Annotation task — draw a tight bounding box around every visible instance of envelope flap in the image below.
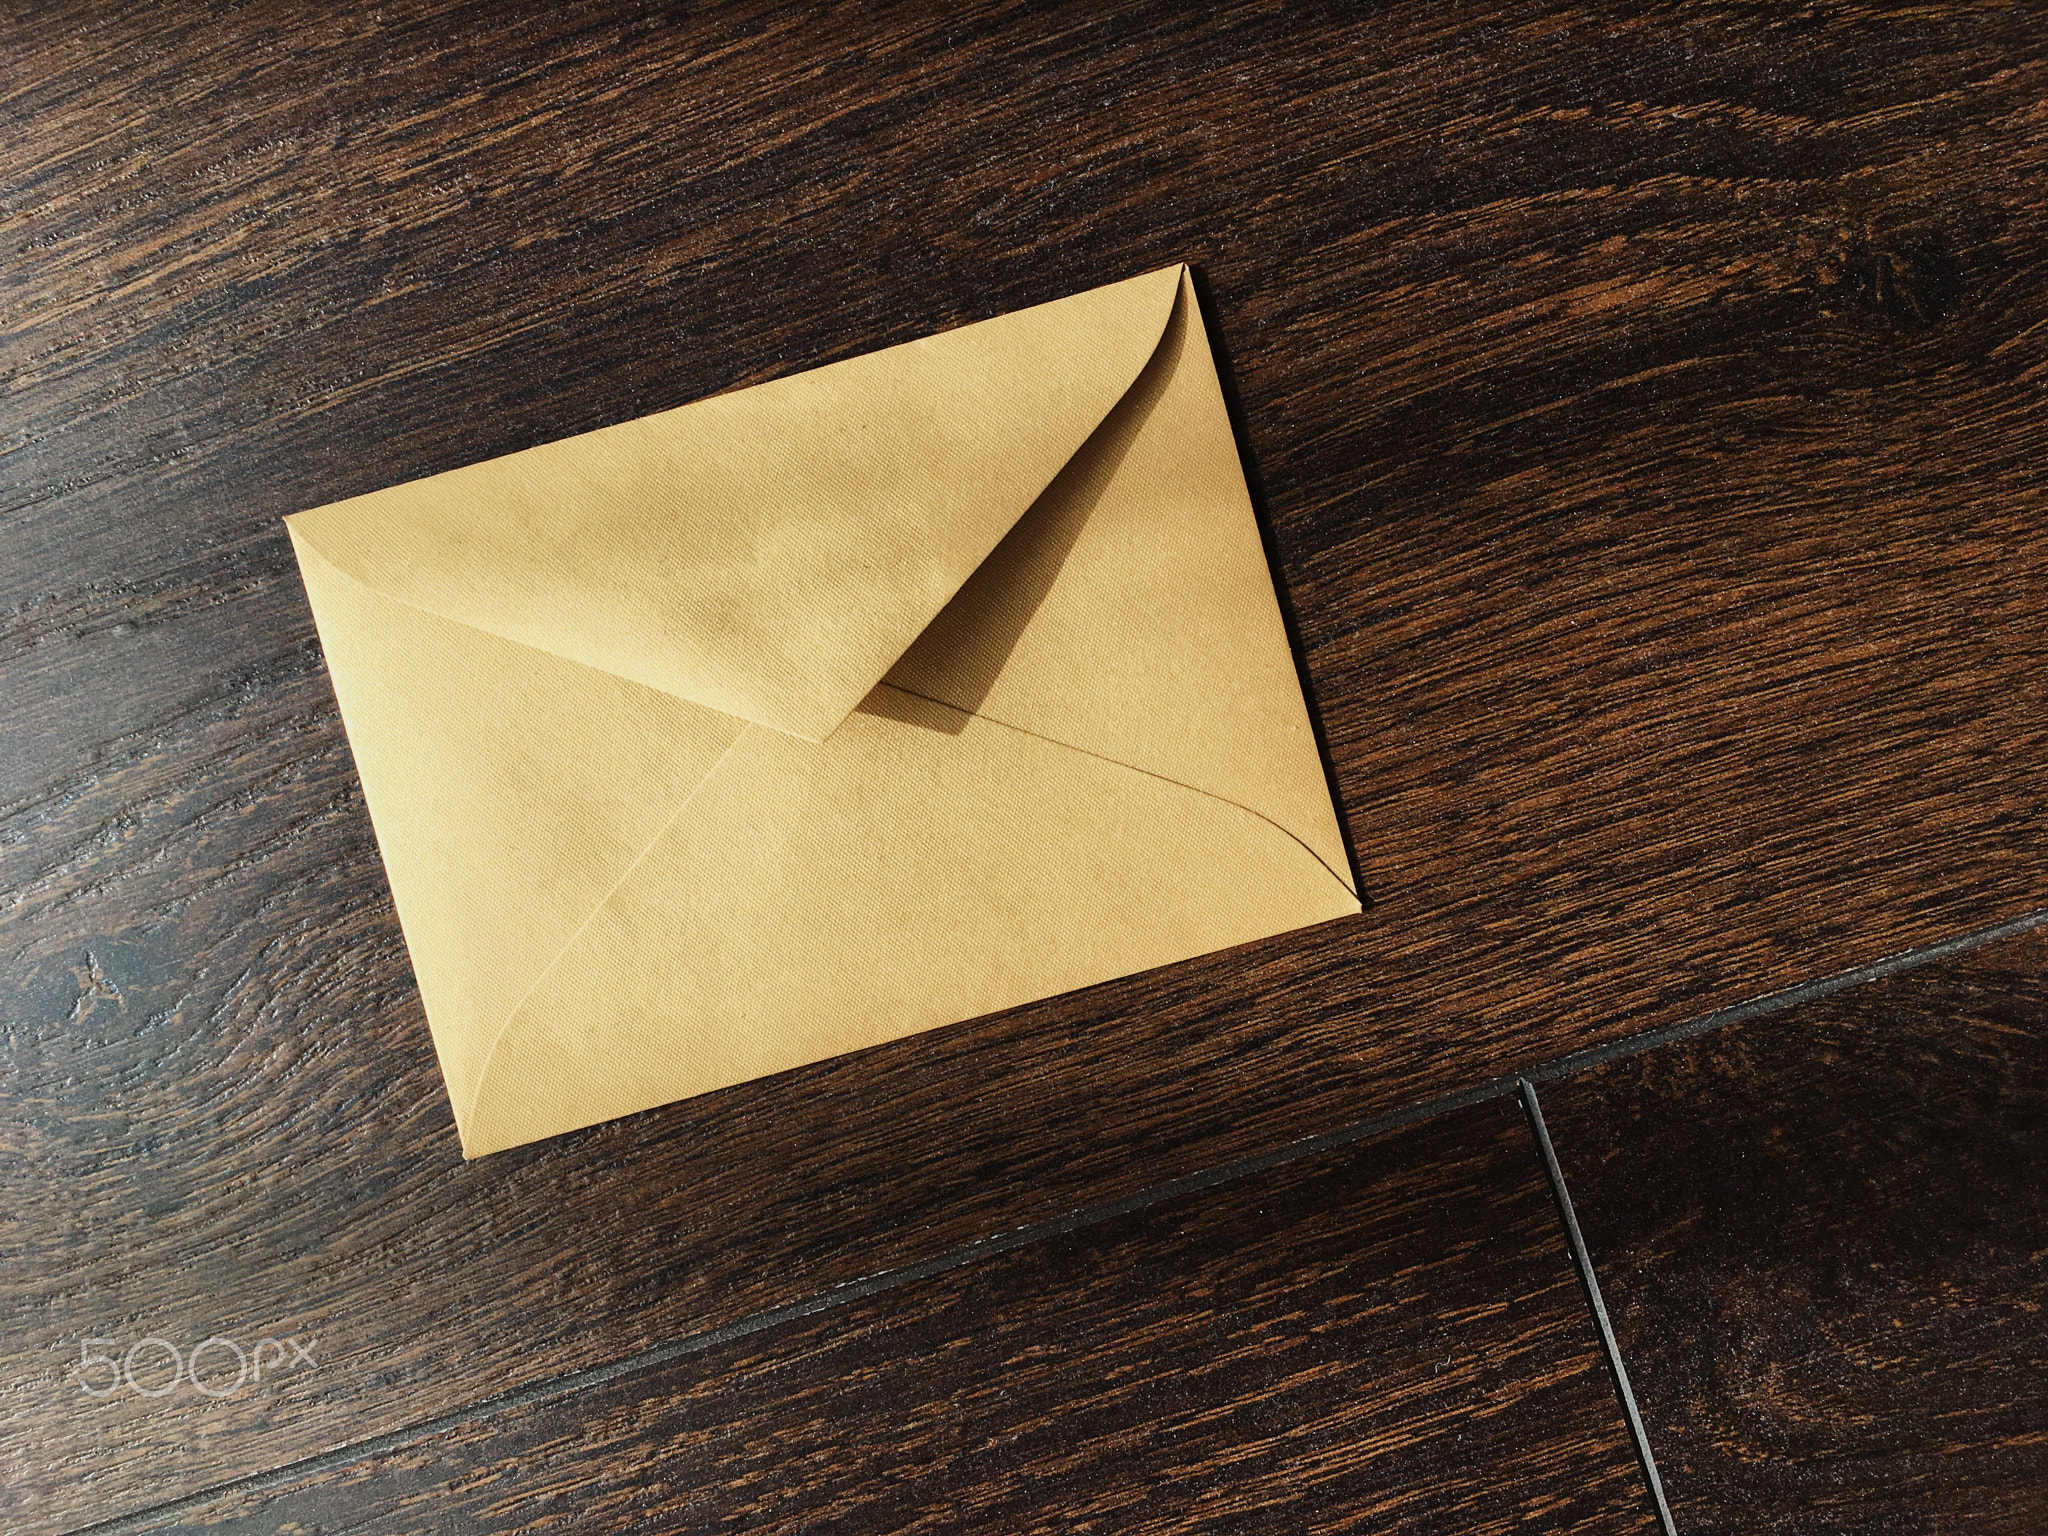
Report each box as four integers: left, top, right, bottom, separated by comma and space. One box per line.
284, 266, 1185, 742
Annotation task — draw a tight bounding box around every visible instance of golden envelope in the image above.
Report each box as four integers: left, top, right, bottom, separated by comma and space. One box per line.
286, 265, 1358, 1157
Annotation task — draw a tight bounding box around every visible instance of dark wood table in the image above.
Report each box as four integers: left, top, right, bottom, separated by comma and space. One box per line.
5, 5, 2043, 1532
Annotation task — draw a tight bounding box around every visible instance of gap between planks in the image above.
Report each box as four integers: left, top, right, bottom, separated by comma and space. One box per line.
69, 904, 2048, 1536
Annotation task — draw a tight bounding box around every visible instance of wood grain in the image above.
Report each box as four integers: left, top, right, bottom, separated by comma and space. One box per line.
1542, 926, 2048, 1534
4, 2, 2045, 1528
124, 1100, 1657, 1535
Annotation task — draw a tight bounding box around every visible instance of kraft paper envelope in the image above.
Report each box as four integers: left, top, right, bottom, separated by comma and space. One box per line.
286, 264, 1359, 1157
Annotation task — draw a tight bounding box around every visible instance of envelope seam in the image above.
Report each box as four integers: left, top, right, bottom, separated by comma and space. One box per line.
464, 727, 751, 1136
284, 266, 1188, 743
876, 683, 1358, 898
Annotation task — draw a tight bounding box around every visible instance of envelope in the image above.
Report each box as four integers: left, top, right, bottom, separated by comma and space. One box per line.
285, 265, 1359, 1157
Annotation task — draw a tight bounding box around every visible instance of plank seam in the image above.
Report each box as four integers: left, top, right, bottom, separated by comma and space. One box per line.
1521, 1076, 1679, 1536
66, 904, 2048, 1536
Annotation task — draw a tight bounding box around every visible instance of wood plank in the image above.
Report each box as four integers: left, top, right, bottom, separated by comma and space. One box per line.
4, 2, 2045, 1527
124, 1100, 1658, 1535
1540, 926, 2048, 1533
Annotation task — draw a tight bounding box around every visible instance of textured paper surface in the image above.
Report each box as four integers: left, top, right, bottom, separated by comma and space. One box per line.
288, 266, 1359, 1157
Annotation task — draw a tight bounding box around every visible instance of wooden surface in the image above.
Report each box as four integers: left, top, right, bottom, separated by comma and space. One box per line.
125, 1100, 1658, 1535
1544, 926, 2048, 1535
4, 2, 2046, 1530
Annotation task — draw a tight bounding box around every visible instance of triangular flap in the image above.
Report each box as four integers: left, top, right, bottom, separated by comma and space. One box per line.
286, 266, 1186, 743
884, 271, 1355, 893
461, 698, 1360, 1155
289, 528, 746, 1127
